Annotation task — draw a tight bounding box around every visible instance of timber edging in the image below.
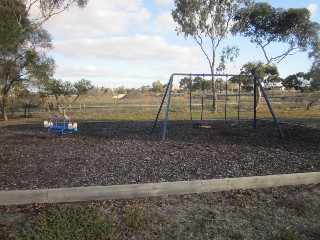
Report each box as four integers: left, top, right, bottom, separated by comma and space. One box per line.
1, 172, 320, 206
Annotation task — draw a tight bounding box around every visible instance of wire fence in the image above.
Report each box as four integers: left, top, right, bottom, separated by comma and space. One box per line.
4, 90, 320, 121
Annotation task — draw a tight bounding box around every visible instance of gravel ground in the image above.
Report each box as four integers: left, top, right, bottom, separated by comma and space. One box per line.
0, 120, 319, 191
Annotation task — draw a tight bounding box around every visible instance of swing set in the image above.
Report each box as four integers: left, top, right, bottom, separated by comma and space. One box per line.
151, 73, 284, 141
189, 74, 242, 128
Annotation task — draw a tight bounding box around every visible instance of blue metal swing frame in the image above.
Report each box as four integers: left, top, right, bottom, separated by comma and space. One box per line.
151, 73, 284, 141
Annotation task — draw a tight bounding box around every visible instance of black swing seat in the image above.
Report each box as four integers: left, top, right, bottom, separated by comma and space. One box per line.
193, 122, 213, 129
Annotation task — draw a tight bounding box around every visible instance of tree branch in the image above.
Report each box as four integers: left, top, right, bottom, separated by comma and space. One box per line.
272, 48, 299, 64
258, 41, 271, 64
194, 34, 213, 70
26, 0, 78, 27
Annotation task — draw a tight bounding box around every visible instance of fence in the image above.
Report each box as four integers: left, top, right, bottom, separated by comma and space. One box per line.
3, 90, 320, 120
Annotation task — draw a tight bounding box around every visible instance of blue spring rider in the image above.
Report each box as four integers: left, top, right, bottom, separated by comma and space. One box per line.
44, 118, 78, 134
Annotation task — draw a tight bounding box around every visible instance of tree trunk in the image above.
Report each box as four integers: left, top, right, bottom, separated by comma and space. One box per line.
255, 86, 262, 110
211, 68, 217, 113
56, 104, 69, 119
62, 108, 70, 119
306, 101, 315, 110
0, 97, 9, 121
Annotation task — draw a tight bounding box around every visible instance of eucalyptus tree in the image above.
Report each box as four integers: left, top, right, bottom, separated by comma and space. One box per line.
309, 40, 320, 91
232, 2, 320, 66
172, 0, 252, 112
0, 0, 55, 120
239, 61, 279, 109
0, 0, 88, 121
232, 3, 320, 109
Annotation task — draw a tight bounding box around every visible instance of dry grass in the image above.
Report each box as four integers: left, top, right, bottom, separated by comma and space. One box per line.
1, 185, 320, 239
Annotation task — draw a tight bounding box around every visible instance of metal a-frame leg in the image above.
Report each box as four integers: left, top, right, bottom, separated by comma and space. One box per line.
150, 76, 173, 137
254, 76, 284, 138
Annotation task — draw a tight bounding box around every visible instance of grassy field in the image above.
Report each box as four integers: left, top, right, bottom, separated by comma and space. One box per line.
8, 90, 318, 129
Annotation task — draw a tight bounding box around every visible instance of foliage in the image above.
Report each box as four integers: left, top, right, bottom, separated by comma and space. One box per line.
231, 61, 279, 92
216, 46, 240, 73
0, 0, 89, 121
16, 204, 117, 240
41, 78, 93, 118
172, 0, 252, 112
179, 77, 191, 90
0, 0, 55, 121
179, 76, 211, 91
114, 86, 128, 94
150, 80, 164, 93
23, 0, 88, 27
237, 61, 279, 109
225, 2, 319, 109
138, 85, 150, 93
232, 2, 320, 65
282, 72, 311, 91
241, 62, 279, 82
193, 77, 211, 91
309, 67, 320, 90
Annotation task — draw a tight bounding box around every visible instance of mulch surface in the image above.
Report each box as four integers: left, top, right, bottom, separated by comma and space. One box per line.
0, 120, 319, 191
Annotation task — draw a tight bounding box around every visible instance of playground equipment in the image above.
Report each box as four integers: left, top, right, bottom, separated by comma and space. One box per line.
44, 118, 78, 134
151, 73, 284, 141
223, 74, 242, 125
189, 74, 242, 128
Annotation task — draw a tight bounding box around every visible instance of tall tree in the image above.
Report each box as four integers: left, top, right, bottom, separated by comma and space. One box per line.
240, 61, 279, 109
309, 36, 320, 91
0, 0, 55, 120
310, 69, 320, 90
282, 72, 311, 91
232, 3, 319, 109
0, 0, 88, 121
232, 2, 320, 65
172, 0, 252, 112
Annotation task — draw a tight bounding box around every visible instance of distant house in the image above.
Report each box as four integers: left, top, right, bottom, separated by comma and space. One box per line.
112, 94, 126, 99
264, 82, 285, 91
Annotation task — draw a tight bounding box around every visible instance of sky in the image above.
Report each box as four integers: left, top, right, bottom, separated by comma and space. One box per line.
38, 0, 320, 88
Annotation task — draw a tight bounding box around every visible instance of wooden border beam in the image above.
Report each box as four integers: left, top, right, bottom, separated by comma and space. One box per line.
1, 172, 319, 206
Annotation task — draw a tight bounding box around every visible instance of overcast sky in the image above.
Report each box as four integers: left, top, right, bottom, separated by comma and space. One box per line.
41, 0, 320, 88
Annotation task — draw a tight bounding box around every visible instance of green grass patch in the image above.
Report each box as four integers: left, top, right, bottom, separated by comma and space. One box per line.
12, 204, 169, 240
15, 204, 117, 240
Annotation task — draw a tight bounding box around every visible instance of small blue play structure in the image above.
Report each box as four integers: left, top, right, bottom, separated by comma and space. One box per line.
44, 118, 78, 134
